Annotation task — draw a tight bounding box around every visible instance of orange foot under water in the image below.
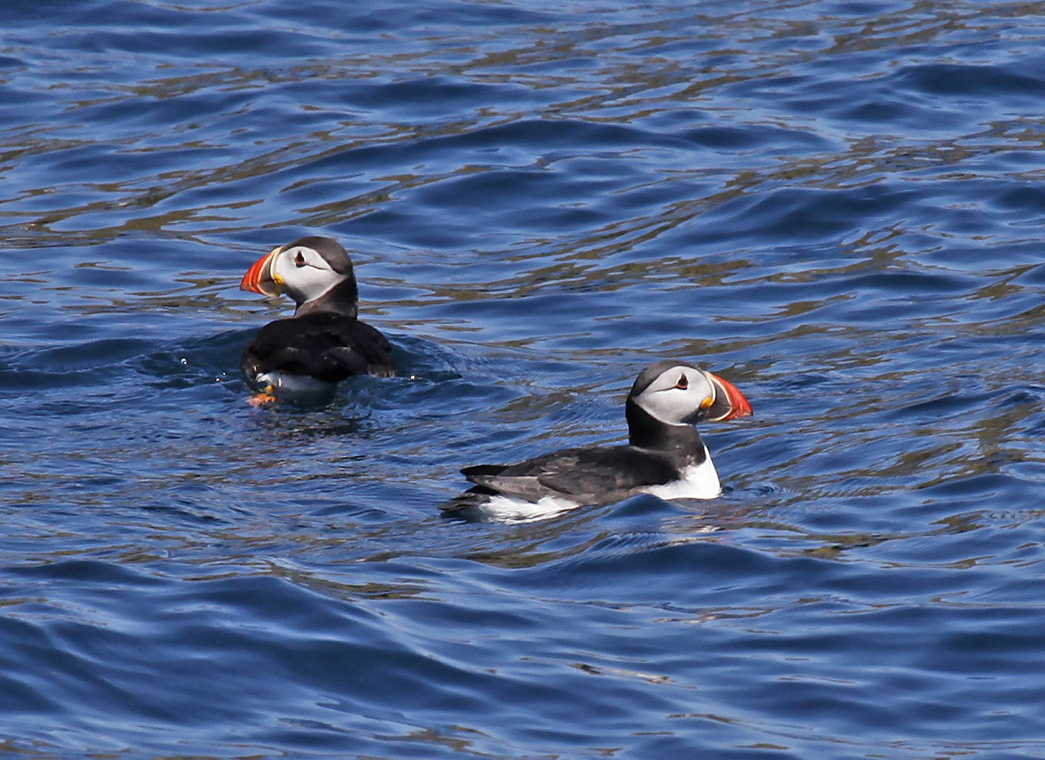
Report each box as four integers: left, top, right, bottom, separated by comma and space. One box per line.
247, 392, 277, 407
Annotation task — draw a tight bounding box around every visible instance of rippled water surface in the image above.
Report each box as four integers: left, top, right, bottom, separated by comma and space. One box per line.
1, 1, 1044, 757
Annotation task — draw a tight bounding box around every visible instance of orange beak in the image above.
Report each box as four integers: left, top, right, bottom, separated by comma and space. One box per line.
240, 246, 283, 297
704, 371, 753, 422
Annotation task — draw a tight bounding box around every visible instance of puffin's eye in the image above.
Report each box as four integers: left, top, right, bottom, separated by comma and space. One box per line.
293, 251, 306, 267
675, 374, 688, 390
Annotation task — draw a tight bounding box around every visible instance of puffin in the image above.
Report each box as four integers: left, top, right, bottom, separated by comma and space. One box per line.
442, 360, 752, 520
239, 236, 395, 404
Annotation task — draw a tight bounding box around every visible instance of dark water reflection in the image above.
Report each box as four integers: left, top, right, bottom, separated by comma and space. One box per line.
0, 0, 1043, 757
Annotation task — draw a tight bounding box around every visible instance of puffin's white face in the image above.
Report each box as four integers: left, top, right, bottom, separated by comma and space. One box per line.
631, 363, 751, 425
269, 243, 344, 304
633, 365, 718, 426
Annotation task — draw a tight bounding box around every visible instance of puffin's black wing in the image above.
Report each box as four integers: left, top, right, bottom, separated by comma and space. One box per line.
324, 317, 396, 378
241, 312, 395, 384
460, 445, 680, 504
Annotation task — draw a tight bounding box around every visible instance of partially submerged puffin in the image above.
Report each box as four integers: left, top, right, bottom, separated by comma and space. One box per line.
443, 361, 752, 520
239, 236, 395, 403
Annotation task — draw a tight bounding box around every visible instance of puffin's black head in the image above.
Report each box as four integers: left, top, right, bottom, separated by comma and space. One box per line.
240, 236, 358, 313
628, 360, 752, 426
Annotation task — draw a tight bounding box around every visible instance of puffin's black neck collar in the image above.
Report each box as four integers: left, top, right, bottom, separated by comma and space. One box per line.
294, 278, 359, 318
626, 398, 706, 467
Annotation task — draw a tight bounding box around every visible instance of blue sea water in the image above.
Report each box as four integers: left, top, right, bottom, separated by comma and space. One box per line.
1, 0, 1043, 757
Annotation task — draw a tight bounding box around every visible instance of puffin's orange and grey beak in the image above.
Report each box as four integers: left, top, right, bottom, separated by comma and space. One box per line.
703, 371, 753, 422
240, 246, 283, 297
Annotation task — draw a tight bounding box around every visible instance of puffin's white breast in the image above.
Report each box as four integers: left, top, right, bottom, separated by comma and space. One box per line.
256, 370, 335, 395
641, 447, 721, 501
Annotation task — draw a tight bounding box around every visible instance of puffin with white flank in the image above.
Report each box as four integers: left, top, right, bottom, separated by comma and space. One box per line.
239, 236, 395, 404
442, 360, 752, 520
